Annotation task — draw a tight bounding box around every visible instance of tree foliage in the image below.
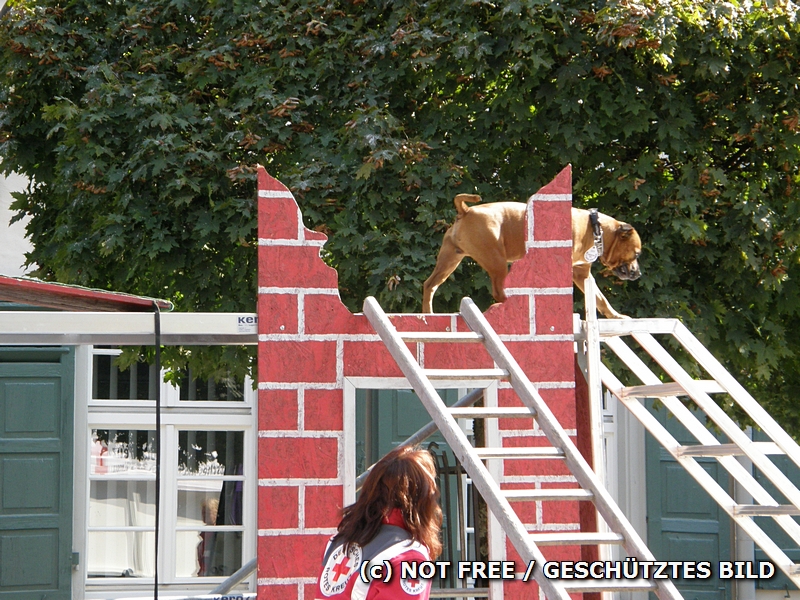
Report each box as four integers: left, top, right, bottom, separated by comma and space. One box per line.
2, 0, 800, 432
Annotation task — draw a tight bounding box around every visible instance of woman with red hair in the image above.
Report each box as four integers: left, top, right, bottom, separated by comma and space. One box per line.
314, 445, 443, 600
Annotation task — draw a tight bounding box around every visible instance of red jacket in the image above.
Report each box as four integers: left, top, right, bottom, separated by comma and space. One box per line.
314, 512, 432, 600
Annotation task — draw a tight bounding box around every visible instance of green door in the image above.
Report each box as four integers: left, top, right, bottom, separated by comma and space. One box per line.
0, 348, 74, 600
645, 400, 731, 600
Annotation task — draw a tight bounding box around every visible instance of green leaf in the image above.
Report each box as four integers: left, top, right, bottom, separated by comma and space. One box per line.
355, 162, 375, 180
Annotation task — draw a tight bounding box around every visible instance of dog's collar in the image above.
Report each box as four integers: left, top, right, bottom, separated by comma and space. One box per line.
584, 209, 604, 263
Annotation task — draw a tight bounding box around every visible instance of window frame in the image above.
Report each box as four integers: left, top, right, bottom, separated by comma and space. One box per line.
73, 345, 257, 599
90, 346, 253, 411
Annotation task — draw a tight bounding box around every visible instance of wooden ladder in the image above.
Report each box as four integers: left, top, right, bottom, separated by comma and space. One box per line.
364, 296, 683, 600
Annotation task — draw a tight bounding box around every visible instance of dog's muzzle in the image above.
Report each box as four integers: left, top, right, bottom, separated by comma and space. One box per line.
613, 262, 641, 281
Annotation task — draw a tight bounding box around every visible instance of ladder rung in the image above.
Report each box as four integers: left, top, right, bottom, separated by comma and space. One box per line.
503, 488, 594, 502
423, 368, 508, 381
474, 447, 564, 459
398, 331, 484, 343
677, 442, 784, 457
733, 505, 800, 516
449, 407, 533, 419
560, 579, 657, 592
617, 380, 725, 399
527, 531, 625, 546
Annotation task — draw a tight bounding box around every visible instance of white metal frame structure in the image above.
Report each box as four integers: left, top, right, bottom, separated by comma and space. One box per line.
0, 309, 258, 600
364, 296, 683, 600
0, 311, 257, 346
577, 277, 800, 588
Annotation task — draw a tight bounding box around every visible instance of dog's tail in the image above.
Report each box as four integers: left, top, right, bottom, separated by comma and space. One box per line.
454, 194, 482, 217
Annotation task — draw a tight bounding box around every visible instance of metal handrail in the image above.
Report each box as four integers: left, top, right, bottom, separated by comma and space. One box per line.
210, 557, 257, 595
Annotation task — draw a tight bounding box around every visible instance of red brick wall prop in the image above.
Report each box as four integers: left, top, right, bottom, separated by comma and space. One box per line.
257, 165, 584, 599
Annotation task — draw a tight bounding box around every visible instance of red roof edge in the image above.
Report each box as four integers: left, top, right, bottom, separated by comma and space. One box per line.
0, 276, 174, 312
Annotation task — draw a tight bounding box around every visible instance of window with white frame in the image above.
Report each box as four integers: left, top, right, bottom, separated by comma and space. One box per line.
81, 346, 256, 595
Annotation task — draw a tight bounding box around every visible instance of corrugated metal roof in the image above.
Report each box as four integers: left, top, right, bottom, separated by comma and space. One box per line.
0, 275, 173, 312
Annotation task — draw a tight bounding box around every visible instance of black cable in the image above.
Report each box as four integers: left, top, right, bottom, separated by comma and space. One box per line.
153, 303, 162, 600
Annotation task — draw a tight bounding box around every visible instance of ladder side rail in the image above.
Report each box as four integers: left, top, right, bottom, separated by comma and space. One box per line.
600, 361, 800, 586
671, 321, 800, 471
632, 331, 800, 512
363, 298, 572, 600
605, 336, 800, 547
484, 382, 505, 600
460, 299, 683, 600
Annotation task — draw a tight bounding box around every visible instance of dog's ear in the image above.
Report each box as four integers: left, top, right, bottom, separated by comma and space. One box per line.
617, 223, 634, 239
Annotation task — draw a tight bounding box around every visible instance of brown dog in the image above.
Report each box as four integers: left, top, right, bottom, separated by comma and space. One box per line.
422, 194, 641, 318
